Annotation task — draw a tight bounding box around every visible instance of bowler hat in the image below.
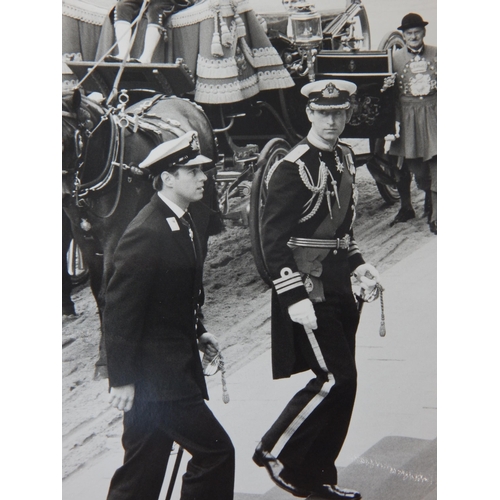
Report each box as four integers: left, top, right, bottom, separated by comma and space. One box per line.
301, 79, 357, 110
398, 13, 428, 31
139, 131, 212, 176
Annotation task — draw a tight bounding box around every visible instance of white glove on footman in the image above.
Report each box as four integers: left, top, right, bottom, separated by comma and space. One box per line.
288, 298, 318, 331
353, 263, 380, 302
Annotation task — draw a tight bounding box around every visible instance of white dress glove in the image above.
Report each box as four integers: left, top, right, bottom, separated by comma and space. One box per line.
381, 73, 396, 92
288, 298, 318, 331
353, 263, 381, 302
384, 121, 401, 153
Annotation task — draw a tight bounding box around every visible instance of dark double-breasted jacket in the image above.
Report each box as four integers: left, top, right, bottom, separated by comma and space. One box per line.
261, 138, 366, 380
104, 193, 209, 401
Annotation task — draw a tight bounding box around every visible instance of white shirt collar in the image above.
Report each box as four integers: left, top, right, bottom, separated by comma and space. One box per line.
307, 129, 338, 152
157, 191, 187, 218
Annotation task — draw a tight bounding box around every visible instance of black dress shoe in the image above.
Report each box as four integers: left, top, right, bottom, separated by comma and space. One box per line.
390, 207, 416, 227
429, 220, 437, 235
253, 443, 310, 497
307, 484, 361, 500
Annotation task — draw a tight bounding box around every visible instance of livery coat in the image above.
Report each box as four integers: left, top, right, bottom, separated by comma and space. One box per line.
390, 44, 437, 161
104, 193, 208, 401
261, 138, 365, 379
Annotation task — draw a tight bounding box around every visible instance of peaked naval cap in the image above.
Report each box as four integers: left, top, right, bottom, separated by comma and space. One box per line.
398, 13, 429, 31
139, 131, 212, 176
301, 79, 357, 110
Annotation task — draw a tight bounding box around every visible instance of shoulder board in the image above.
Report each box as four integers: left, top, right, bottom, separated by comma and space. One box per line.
338, 140, 353, 150
338, 141, 354, 157
265, 143, 310, 187
283, 144, 310, 164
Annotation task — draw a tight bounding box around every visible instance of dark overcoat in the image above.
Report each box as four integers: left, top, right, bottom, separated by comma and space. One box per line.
104, 193, 209, 401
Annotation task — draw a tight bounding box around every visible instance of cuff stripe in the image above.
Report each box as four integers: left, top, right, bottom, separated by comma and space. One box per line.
273, 271, 302, 285
276, 281, 304, 294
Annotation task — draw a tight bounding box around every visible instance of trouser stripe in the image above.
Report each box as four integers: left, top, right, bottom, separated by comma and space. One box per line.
270, 327, 336, 457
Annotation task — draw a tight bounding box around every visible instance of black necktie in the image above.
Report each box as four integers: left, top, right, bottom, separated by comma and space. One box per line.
180, 211, 194, 241
180, 211, 198, 260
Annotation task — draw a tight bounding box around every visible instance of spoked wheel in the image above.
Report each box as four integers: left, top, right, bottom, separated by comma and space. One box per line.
376, 181, 400, 205
378, 30, 405, 52
353, 6, 371, 50
368, 32, 405, 206
366, 138, 401, 206
249, 138, 291, 286
67, 239, 89, 286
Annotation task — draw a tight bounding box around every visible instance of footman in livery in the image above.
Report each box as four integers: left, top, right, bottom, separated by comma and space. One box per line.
252, 79, 381, 500
388, 13, 437, 234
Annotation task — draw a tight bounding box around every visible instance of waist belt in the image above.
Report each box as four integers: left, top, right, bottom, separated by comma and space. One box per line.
288, 235, 350, 249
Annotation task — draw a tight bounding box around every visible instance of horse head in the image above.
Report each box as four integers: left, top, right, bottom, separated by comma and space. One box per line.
62, 89, 108, 203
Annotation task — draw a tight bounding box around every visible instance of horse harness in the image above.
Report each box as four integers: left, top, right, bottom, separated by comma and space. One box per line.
62, 93, 188, 222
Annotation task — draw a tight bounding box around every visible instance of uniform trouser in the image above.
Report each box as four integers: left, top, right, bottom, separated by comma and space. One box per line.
106, 395, 235, 500
115, 0, 177, 26
261, 292, 360, 488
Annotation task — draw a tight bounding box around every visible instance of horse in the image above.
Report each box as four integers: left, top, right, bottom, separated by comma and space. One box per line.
62, 89, 223, 379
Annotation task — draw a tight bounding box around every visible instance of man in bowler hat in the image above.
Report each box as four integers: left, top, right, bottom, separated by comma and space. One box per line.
104, 130, 235, 500
252, 80, 381, 500
386, 13, 437, 234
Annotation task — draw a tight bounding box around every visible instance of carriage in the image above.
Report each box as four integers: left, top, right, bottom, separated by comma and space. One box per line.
63, 0, 406, 287
62, 0, 407, 372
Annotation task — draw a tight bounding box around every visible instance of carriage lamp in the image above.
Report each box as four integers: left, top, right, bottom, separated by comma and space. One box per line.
283, 1, 323, 81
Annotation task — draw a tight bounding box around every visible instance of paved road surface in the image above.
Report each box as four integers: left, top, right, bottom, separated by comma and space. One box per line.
63, 238, 436, 500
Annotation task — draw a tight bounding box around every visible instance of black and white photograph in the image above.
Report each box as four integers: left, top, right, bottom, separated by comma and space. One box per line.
60, 1, 442, 498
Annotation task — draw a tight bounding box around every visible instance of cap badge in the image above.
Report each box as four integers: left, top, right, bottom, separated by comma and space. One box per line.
322, 83, 340, 98
190, 133, 201, 154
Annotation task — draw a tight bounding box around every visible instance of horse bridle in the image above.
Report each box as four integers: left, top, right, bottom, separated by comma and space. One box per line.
61, 110, 85, 176
62, 100, 121, 212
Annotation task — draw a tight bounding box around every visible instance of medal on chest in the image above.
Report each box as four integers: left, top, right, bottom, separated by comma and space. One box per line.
402, 54, 437, 97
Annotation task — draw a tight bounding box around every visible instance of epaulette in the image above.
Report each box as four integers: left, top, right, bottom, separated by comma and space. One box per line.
283, 143, 310, 164
338, 140, 354, 154
266, 143, 310, 187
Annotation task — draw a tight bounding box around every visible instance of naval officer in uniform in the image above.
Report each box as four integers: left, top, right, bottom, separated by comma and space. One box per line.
104, 131, 235, 500
252, 80, 381, 500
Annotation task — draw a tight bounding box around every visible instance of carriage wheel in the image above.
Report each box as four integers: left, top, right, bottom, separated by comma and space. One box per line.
249, 139, 291, 286
67, 239, 89, 286
367, 138, 401, 206
355, 6, 371, 50
376, 182, 400, 205
378, 30, 405, 52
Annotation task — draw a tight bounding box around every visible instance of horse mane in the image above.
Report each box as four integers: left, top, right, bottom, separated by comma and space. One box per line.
62, 90, 104, 128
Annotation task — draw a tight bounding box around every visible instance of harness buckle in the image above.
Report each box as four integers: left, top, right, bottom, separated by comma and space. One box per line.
117, 115, 130, 129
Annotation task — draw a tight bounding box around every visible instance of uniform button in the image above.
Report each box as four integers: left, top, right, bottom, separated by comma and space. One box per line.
333, 249, 338, 255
